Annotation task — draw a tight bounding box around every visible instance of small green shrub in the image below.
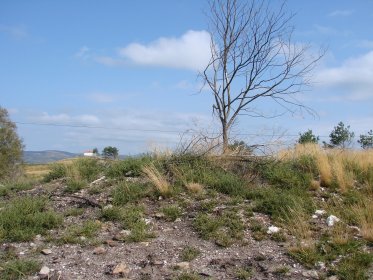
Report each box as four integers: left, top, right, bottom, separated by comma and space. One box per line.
73, 158, 103, 181
180, 246, 200, 261
193, 211, 244, 247
161, 205, 182, 222
334, 252, 373, 280
101, 205, 154, 242
58, 220, 101, 245
249, 186, 314, 221
105, 156, 152, 178
44, 163, 66, 182
64, 207, 85, 217
0, 196, 63, 242
65, 179, 86, 193
259, 160, 313, 189
112, 181, 150, 205
235, 266, 253, 279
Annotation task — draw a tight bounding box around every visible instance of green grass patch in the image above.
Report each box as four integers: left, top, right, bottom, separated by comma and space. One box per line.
112, 181, 150, 205
57, 220, 101, 245
180, 246, 200, 261
101, 204, 154, 242
64, 179, 86, 193
193, 210, 245, 247
333, 252, 373, 280
105, 156, 153, 178
161, 205, 182, 222
0, 196, 63, 242
0, 259, 41, 280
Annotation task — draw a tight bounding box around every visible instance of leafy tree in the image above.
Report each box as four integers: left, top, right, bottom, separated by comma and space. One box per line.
328, 122, 354, 148
358, 130, 373, 149
102, 146, 119, 159
298, 130, 319, 144
0, 106, 23, 180
202, 0, 323, 153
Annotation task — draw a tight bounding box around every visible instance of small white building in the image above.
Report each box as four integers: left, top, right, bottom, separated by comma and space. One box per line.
83, 150, 95, 157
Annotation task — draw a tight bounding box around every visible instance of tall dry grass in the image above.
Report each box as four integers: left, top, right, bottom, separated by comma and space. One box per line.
279, 143, 373, 191
142, 164, 171, 196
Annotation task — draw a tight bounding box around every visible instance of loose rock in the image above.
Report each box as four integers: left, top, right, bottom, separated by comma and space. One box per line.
38, 266, 50, 279
41, 249, 52, 255
112, 263, 130, 275
326, 215, 340, 227
93, 246, 106, 255
175, 262, 190, 270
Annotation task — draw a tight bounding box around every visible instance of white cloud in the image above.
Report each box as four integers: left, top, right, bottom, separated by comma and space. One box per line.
328, 10, 354, 17
36, 112, 101, 126
118, 30, 211, 71
26, 109, 213, 154
75, 46, 90, 59
315, 51, 373, 101
0, 24, 28, 40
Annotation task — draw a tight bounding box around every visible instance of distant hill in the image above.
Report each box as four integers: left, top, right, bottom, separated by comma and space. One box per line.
23, 150, 80, 164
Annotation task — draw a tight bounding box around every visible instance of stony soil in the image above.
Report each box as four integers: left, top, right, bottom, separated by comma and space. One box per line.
1, 178, 350, 280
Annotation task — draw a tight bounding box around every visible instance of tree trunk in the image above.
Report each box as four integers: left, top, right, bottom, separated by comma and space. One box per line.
222, 122, 229, 154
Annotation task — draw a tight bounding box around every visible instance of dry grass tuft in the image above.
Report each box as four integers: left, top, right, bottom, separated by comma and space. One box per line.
279, 144, 373, 191
142, 164, 171, 196
351, 200, 373, 242
185, 182, 204, 194
281, 205, 313, 241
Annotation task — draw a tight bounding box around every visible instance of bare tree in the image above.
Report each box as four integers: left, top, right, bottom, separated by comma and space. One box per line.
202, 0, 323, 153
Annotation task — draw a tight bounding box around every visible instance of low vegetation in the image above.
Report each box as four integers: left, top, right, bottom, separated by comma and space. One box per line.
0, 142, 372, 279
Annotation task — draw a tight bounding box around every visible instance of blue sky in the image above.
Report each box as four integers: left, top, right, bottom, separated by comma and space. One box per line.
1, 0, 373, 154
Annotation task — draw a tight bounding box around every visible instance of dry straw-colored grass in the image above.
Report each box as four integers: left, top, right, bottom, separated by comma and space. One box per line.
279, 143, 373, 191
281, 204, 313, 242
351, 199, 373, 242
142, 164, 171, 196
185, 182, 204, 194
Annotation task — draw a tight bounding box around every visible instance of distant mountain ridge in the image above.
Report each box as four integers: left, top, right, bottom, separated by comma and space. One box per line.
23, 150, 80, 164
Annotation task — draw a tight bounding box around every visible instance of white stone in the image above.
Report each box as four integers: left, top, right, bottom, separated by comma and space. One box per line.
312, 215, 318, 219
90, 176, 106, 185
39, 266, 50, 277
315, 210, 326, 215
326, 215, 340, 227
267, 226, 280, 234
41, 249, 52, 255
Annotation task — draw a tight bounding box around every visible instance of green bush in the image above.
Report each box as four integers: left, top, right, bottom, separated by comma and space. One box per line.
248, 186, 314, 221
65, 179, 86, 193
259, 160, 313, 189
73, 158, 103, 181
161, 205, 182, 221
105, 156, 152, 178
0, 196, 63, 242
43, 163, 66, 182
112, 181, 150, 205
